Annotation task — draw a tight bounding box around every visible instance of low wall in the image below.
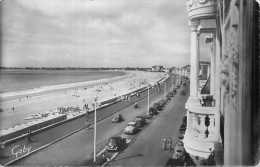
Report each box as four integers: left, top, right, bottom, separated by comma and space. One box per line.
0, 114, 66, 142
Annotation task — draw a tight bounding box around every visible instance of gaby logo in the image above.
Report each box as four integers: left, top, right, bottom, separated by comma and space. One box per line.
11, 145, 32, 159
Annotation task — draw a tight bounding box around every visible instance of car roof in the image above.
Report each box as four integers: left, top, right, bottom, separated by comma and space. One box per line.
109, 136, 121, 140
128, 122, 136, 125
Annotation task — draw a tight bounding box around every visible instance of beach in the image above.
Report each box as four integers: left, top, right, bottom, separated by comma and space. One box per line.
0, 71, 167, 131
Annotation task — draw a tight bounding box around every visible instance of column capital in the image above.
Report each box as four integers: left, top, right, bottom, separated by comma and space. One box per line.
188, 19, 200, 31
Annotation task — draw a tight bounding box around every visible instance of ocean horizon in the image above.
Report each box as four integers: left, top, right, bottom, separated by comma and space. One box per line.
0, 69, 126, 93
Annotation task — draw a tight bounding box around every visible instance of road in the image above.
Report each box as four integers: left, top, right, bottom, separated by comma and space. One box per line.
9, 75, 181, 166
108, 78, 189, 166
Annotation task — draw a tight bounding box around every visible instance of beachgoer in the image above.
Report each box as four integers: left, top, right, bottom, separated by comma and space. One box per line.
168, 137, 172, 151
26, 130, 32, 143
12, 107, 14, 112
134, 102, 138, 108
163, 137, 167, 150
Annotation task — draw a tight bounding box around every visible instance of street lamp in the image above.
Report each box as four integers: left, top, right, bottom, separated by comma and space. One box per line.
165, 80, 167, 97
147, 84, 149, 115
93, 96, 98, 162
172, 75, 174, 92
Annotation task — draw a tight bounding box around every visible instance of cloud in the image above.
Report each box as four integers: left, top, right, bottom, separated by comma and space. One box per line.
1, 0, 194, 68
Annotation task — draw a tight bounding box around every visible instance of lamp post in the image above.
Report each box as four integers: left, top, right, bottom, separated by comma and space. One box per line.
93, 96, 98, 162
165, 80, 167, 97
172, 76, 174, 92
147, 85, 149, 115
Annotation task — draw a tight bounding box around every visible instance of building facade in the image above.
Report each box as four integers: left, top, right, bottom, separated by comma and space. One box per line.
184, 0, 259, 165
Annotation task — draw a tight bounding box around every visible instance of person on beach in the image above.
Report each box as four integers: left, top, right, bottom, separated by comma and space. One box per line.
163, 137, 167, 150
26, 130, 32, 143
168, 137, 172, 152
12, 107, 14, 112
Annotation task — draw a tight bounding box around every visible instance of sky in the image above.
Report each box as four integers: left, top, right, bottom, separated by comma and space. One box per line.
0, 0, 210, 68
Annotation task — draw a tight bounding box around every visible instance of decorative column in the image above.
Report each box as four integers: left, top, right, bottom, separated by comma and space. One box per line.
198, 115, 207, 138
207, 115, 215, 139
210, 33, 216, 95
188, 20, 200, 99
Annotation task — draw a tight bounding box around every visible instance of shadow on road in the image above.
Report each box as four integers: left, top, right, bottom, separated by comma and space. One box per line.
157, 114, 172, 117
112, 153, 143, 162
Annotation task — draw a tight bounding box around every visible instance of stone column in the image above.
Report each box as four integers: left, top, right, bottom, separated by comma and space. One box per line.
188, 20, 200, 100
190, 113, 199, 137
207, 115, 215, 139
198, 115, 207, 138
210, 33, 216, 95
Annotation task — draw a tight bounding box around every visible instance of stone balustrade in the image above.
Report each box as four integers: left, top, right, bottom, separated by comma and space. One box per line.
189, 112, 216, 141
184, 96, 219, 158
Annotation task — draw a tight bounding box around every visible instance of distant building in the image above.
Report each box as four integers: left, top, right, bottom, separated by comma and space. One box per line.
151, 65, 163, 72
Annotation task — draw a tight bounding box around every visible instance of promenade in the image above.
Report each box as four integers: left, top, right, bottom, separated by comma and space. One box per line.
1, 75, 179, 166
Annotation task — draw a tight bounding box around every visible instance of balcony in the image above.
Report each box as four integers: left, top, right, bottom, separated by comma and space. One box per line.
186, 0, 217, 20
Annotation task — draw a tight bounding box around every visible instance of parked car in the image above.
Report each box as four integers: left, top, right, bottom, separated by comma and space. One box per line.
178, 133, 184, 141
183, 83, 187, 86
124, 122, 138, 134
149, 107, 157, 115
176, 139, 184, 147
107, 136, 126, 151
180, 91, 186, 95
182, 116, 187, 125
179, 126, 186, 134
153, 102, 161, 111
112, 114, 123, 123
159, 99, 166, 106
135, 116, 146, 127
172, 143, 185, 159
166, 94, 171, 101
168, 92, 174, 97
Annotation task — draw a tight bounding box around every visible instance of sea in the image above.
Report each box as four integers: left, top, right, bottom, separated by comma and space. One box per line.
0, 69, 125, 93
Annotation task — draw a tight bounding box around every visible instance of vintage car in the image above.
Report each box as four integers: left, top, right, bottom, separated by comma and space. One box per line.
178, 133, 184, 141
124, 122, 138, 134
172, 142, 185, 159
149, 107, 157, 115
135, 116, 146, 127
107, 136, 126, 151
180, 91, 186, 95
179, 125, 186, 134
176, 139, 184, 147
112, 114, 123, 123
153, 102, 161, 111
159, 99, 166, 106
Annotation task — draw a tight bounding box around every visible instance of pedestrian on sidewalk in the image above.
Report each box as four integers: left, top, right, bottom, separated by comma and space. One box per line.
26, 130, 32, 143
163, 137, 167, 150
85, 120, 90, 130
86, 110, 89, 118
168, 137, 172, 152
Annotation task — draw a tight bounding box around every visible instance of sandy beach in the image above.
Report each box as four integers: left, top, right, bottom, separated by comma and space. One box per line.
0, 71, 167, 131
